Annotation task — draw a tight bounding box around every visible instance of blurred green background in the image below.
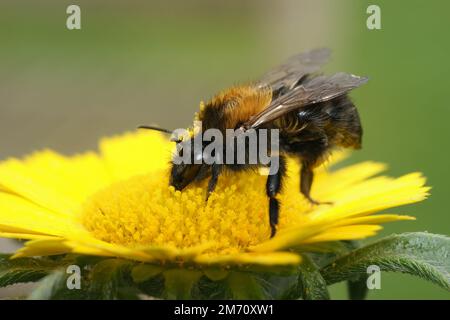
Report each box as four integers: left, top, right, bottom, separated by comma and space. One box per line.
0, 0, 449, 299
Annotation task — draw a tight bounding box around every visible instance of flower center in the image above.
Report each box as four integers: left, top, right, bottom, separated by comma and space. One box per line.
81, 172, 262, 254
80, 166, 305, 255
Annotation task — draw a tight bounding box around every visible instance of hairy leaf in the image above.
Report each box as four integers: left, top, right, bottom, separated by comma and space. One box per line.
131, 264, 164, 283
27, 270, 66, 300
88, 259, 134, 299
225, 272, 268, 299
297, 255, 330, 300
321, 232, 450, 291
163, 269, 202, 299
0, 254, 59, 288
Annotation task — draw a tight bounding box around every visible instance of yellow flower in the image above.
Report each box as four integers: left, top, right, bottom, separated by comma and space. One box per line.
0, 131, 429, 268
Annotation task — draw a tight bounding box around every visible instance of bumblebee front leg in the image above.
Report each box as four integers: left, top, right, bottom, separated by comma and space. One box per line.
266, 156, 286, 237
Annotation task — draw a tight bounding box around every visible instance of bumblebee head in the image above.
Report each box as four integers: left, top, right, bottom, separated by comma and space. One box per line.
138, 124, 207, 191
169, 162, 202, 191
169, 136, 205, 191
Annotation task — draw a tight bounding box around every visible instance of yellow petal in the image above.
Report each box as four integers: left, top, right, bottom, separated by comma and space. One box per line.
136, 242, 214, 261
331, 214, 415, 227
0, 151, 109, 214
63, 235, 155, 262
302, 225, 383, 243
0, 232, 58, 240
11, 238, 70, 258
0, 192, 84, 237
313, 161, 387, 199
249, 222, 326, 253
310, 173, 429, 221
195, 251, 301, 266
99, 131, 173, 181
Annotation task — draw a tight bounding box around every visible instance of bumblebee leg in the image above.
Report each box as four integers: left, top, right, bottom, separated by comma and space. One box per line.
266, 156, 286, 237
206, 164, 221, 201
300, 161, 318, 204
300, 160, 332, 205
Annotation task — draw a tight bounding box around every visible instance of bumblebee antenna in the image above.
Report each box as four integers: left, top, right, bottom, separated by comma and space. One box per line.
138, 125, 173, 134
138, 125, 183, 142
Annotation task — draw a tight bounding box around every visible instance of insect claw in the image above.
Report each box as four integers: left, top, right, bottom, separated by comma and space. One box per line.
270, 224, 277, 238
306, 196, 333, 206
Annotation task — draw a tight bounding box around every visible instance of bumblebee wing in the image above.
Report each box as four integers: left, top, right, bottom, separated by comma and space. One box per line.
258, 48, 331, 93
246, 72, 368, 129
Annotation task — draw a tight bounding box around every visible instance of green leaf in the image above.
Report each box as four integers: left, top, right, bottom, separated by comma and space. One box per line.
192, 275, 228, 299
259, 273, 299, 300
136, 273, 165, 298
297, 254, 330, 300
116, 286, 143, 300
28, 265, 90, 300
235, 263, 298, 276
203, 268, 229, 281
347, 278, 369, 300
296, 240, 368, 299
163, 268, 202, 299
300, 241, 361, 269
343, 241, 368, 300
194, 271, 300, 300
69, 254, 106, 267
88, 259, 134, 299
27, 270, 67, 300
0, 254, 59, 288
225, 272, 268, 299
131, 264, 164, 283
321, 232, 450, 291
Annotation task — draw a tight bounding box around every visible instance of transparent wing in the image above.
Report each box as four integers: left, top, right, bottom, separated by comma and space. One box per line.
259, 48, 331, 92
245, 72, 369, 129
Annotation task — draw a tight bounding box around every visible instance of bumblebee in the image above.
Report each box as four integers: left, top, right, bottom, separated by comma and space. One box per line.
141, 48, 368, 237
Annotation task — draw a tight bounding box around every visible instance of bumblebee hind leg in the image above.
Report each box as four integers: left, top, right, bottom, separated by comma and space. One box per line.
294, 136, 332, 205
300, 161, 331, 205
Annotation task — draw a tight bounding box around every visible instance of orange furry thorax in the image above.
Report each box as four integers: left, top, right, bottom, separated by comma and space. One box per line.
196, 85, 272, 130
